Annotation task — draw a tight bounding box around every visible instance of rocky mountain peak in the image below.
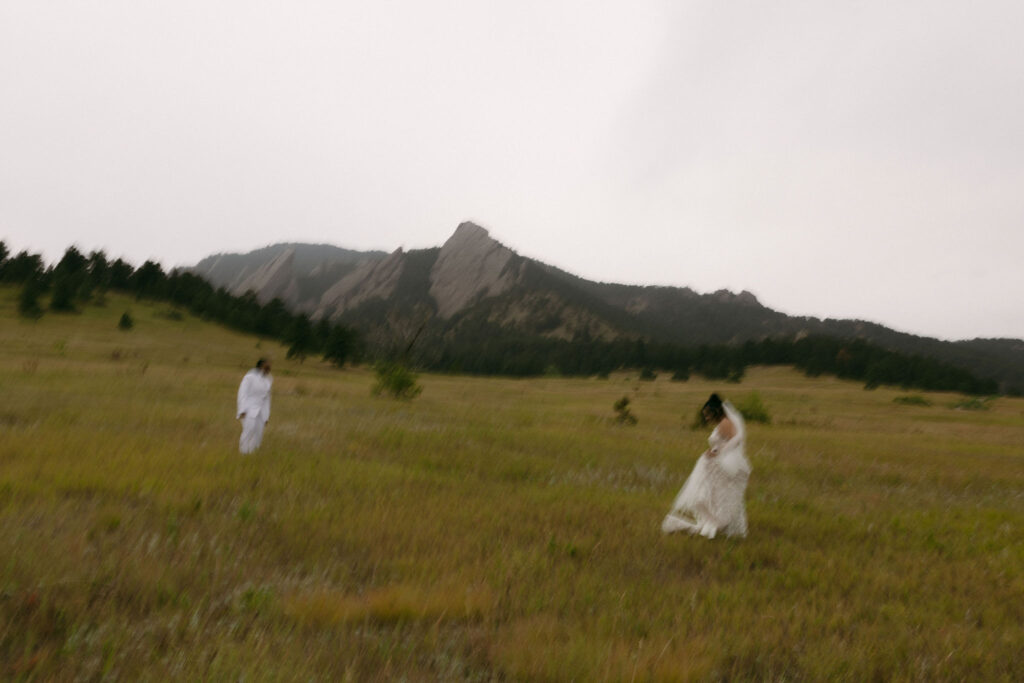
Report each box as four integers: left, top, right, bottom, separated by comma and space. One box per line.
450, 221, 491, 241
710, 288, 761, 306
429, 222, 524, 319
737, 290, 760, 306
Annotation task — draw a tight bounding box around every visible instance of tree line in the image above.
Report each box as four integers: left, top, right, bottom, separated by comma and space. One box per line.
415, 333, 997, 394
0, 241, 1000, 395
0, 242, 358, 366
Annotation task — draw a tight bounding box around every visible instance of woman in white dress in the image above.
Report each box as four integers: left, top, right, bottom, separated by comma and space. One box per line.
662, 393, 751, 539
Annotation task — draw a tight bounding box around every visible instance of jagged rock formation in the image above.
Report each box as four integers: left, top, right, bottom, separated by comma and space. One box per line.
315, 248, 407, 319
232, 247, 299, 305
429, 222, 526, 319
191, 242, 386, 311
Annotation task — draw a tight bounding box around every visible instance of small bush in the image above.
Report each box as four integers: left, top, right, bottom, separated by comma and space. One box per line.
952, 397, 994, 411
736, 392, 771, 424
893, 395, 931, 407
638, 367, 657, 381
373, 361, 422, 400
613, 396, 637, 425
118, 312, 134, 330
670, 368, 689, 382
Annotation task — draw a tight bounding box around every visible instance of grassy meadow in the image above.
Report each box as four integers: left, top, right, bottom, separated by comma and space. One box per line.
1, 286, 1022, 680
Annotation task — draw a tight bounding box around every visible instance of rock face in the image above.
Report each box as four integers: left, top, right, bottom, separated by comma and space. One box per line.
309, 222, 527, 320
191, 242, 387, 311
429, 222, 525, 319
314, 248, 407, 319
232, 247, 299, 304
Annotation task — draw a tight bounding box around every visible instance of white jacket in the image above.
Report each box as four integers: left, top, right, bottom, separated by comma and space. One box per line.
236, 369, 272, 421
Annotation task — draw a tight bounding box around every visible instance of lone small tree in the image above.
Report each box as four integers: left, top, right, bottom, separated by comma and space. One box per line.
736, 392, 771, 424
371, 317, 428, 400
613, 396, 637, 425
373, 361, 422, 400
118, 311, 134, 330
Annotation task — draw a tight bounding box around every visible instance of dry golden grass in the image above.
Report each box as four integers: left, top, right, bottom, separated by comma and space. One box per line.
1, 286, 1022, 680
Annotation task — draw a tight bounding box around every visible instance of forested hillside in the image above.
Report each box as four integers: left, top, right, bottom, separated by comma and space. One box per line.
0, 240, 1008, 395
182, 225, 1024, 394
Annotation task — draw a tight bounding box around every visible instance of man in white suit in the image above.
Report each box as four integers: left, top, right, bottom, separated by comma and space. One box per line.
237, 358, 273, 454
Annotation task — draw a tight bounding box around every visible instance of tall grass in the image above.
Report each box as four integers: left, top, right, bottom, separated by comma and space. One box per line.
1, 286, 1022, 680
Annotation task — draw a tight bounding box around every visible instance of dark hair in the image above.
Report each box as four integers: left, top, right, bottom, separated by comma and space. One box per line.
256, 358, 267, 369
702, 393, 725, 422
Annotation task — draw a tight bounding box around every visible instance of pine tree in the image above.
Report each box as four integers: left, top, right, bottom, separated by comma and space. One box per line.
49, 271, 78, 312
286, 315, 315, 362
323, 324, 356, 367
18, 278, 44, 319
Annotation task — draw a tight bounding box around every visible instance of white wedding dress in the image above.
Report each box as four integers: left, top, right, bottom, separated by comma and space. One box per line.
662, 402, 751, 539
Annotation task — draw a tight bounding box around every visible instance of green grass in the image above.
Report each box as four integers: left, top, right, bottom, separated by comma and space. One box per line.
1, 286, 1022, 680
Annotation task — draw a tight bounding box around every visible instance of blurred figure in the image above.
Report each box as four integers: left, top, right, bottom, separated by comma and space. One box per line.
237, 358, 272, 454
662, 393, 751, 539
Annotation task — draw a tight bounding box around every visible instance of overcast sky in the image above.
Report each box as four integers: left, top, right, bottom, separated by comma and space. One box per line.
2, 1, 1022, 341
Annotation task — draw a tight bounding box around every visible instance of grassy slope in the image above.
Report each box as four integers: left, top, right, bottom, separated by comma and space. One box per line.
1, 286, 1021, 680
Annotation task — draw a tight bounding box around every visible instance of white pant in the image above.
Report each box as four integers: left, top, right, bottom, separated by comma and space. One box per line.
239, 414, 266, 454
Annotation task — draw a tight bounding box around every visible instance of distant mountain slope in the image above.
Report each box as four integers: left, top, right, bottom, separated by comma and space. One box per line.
192, 243, 387, 312
190, 223, 1024, 393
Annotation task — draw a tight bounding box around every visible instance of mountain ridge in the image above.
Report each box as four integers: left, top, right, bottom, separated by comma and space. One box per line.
188, 223, 1024, 393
